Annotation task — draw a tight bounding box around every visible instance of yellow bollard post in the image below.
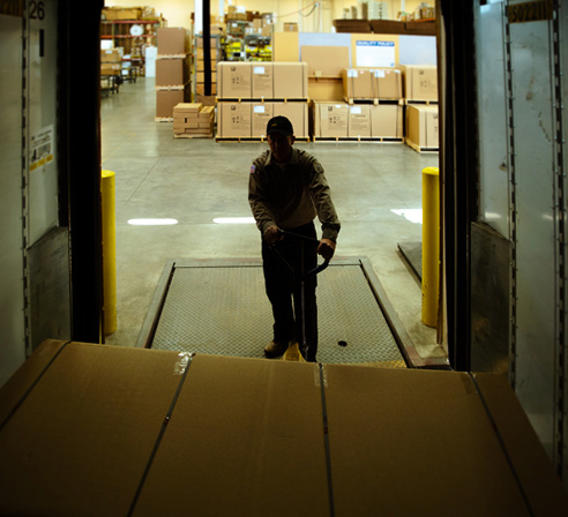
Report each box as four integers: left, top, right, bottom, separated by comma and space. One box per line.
101, 170, 117, 336
421, 166, 440, 328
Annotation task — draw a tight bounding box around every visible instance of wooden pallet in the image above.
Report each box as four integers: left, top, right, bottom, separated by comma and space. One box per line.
405, 138, 439, 153
155, 117, 174, 122
313, 136, 404, 143
344, 97, 403, 106
215, 136, 310, 143
216, 97, 309, 103
155, 84, 189, 91
404, 99, 439, 106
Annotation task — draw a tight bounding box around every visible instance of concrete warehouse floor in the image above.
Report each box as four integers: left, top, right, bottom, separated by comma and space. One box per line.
101, 77, 446, 364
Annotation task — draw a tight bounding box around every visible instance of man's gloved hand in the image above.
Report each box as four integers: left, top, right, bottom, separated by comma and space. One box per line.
264, 225, 283, 245
317, 238, 336, 260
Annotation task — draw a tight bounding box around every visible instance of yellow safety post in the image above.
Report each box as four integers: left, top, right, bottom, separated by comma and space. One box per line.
101, 170, 117, 335
421, 166, 440, 328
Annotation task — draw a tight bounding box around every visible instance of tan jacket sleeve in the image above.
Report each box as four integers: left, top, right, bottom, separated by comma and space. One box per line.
248, 164, 276, 236
309, 160, 341, 242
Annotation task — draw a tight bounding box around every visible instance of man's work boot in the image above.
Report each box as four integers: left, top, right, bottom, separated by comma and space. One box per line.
264, 340, 289, 359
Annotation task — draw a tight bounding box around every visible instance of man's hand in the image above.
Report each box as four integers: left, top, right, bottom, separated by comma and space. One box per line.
317, 238, 336, 260
264, 225, 283, 245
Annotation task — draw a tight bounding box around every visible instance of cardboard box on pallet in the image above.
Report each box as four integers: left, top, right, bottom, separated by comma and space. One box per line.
348, 104, 371, 137
252, 63, 273, 98
218, 62, 252, 98
155, 57, 189, 87
314, 102, 349, 138
101, 63, 121, 76
372, 68, 403, 100
301, 46, 350, 77
251, 103, 273, 138
406, 104, 439, 148
100, 48, 122, 63
173, 103, 201, 133
370, 104, 403, 138
157, 27, 190, 56
2, 341, 567, 515
342, 69, 373, 99
272, 102, 309, 138
217, 102, 251, 137
273, 62, 308, 99
156, 88, 188, 119
402, 65, 438, 101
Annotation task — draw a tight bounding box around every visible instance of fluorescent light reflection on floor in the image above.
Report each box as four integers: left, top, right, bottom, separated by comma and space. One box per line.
128, 218, 178, 226
213, 217, 256, 224
391, 209, 423, 224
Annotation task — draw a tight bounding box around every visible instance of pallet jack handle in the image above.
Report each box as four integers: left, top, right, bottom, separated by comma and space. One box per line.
277, 228, 331, 278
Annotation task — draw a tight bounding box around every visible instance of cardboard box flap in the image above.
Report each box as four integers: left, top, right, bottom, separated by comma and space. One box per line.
472, 373, 568, 515
0, 339, 67, 427
325, 365, 532, 516
134, 355, 329, 516
0, 342, 188, 516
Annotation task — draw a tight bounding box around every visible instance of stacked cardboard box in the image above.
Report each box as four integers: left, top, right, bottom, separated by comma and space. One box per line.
342, 67, 403, 100
156, 28, 191, 120
196, 36, 221, 97
402, 65, 438, 101
100, 48, 122, 76
173, 103, 215, 138
313, 101, 403, 140
216, 62, 309, 139
405, 104, 439, 150
217, 62, 308, 99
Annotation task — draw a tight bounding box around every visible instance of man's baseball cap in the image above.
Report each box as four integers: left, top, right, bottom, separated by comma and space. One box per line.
266, 116, 294, 136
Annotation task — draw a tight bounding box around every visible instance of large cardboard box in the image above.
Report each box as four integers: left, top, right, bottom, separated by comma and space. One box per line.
372, 67, 403, 99
348, 104, 371, 137
217, 102, 251, 137
157, 27, 189, 56
301, 46, 350, 77
100, 63, 121, 76
272, 102, 309, 138
100, 48, 122, 63
218, 62, 252, 98
252, 63, 273, 98
314, 102, 349, 138
196, 83, 217, 96
406, 104, 439, 149
156, 89, 187, 118
1, 341, 567, 516
370, 104, 403, 138
251, 103, 273, 138
196, 71, 217, 83
273, 62, 308, 99
197, 58, 218, 72
342, 69, 373, 99
403, 64, 438, 101
155, 57, 189, 87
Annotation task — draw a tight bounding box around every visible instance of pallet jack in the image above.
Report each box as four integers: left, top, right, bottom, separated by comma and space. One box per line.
271, 229, 330, 362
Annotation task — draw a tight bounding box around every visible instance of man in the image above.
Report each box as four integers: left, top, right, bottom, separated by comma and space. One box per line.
248, 115, 340, 362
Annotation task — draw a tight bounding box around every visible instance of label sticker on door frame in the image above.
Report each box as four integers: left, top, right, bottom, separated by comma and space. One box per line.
30, 125, 54, 172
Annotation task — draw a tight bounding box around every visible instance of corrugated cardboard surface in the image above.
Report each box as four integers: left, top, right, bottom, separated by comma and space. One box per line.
370, 104, 403, 138
273, 62, 308, 98
157, 27, 189, 56
473, 373, 568, 516
309, 78, 344, 102
403, 65, 438, 101
218, 102, 251, 137
325, 365, 535, 516
273, 31, 299, 62
302, 46, 350, 77
342, 69, 373, 99
0, 341, 187, 516
134, 355, 329, 516
156, 89, 187, 118
2, 342, 565, 516
251, 102, 273, 137
406, 104, 439, 148
252, 63, 273, 98
373, 67, 403, 99
272, 102, 309, 138
315, 102, 349, 137
155, 58, 188, 87
348, 105, 371, 137
218, 62, 252, 98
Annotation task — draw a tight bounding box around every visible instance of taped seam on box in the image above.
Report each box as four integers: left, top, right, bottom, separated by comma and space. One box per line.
469, 372, 535, 517
127, 352, 195, 516
318, 364, 335, 517
0, 339, 71, 433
